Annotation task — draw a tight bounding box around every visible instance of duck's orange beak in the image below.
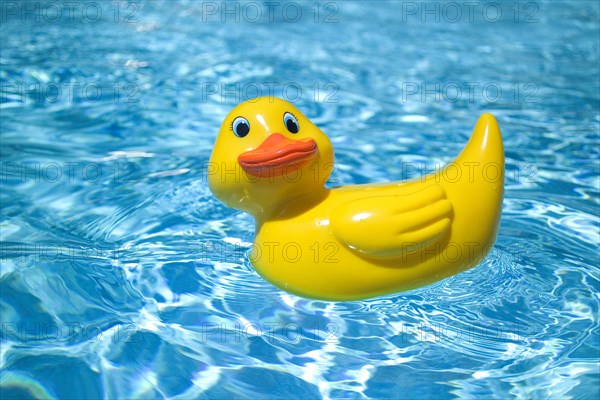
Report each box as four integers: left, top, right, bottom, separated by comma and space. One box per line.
238, 133, 318, 178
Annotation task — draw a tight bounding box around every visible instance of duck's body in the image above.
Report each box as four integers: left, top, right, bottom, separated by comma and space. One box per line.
209, 98, 504, 300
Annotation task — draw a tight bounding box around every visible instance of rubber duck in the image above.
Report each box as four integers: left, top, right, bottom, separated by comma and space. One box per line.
208, 97, 504, 301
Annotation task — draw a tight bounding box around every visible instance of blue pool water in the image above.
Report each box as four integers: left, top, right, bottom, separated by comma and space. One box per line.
1, 1, 599, 398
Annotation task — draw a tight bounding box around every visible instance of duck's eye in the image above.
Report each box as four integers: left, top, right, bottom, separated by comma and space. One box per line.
283, 112, 299, 134
232, 117, 250, 137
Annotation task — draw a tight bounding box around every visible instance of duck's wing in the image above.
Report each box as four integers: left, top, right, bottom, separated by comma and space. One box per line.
330, 185, 453, 259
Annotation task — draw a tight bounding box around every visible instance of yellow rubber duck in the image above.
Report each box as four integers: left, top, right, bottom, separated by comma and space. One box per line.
208, 97, 504, 301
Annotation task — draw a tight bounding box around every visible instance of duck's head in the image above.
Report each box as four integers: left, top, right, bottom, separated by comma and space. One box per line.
208, 97, 334, 217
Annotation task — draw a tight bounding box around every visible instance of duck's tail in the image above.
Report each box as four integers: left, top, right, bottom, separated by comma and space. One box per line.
433, 114, 505, 265
435, 113, 505, 192
455, 113, 504, 169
